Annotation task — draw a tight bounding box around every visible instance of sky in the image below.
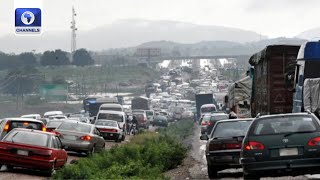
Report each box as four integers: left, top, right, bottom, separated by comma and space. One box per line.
0, 0, 319, 38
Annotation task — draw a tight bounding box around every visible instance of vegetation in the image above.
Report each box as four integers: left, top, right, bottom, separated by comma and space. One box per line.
53, 120, 194, 180
40, 49, 70, 66
72, 49, 94, 66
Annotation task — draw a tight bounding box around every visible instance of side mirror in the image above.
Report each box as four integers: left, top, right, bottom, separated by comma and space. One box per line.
200, 134, 209, 141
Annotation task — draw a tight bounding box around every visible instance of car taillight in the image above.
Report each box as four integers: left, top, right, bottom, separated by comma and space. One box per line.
4, 123, 10, 132
111, 129, 118, 133
308, 137, 320, 146
207, 121, 213, 126
201, 121, 207, 125
226, 143, 241, 149
42, 125, 46, 132
80, 135, 92, 141
244, 141, 265, 150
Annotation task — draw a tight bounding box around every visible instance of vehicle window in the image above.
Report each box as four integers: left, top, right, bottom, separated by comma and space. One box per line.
202, 116, 211, 122
9, 121, 42, 131
0, 120, 5, 128
201, 106, 217, 113
252, 115, 318, 136
212, 121, 252, 138
46, 121, 63, 128
210, 115, 228, 121
146, 111, 154, 116
98, 113, 123, 122
100, 107, 122, 111
4, 131, 49, 147
57, 122, 92, 133
57, 137, 63, 149
94, 128, 101, 135
95, 120, 117, 127
52, 136, 59, 148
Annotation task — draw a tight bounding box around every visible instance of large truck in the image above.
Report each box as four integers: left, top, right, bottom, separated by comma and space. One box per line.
195, 93, 214, 119
249, 45, 300, 117
131, 97, 150, 110
87, 97, 118, 117
292, 41, 320, 114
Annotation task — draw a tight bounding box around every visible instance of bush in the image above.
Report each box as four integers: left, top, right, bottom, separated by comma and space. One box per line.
53, 121, 194, 180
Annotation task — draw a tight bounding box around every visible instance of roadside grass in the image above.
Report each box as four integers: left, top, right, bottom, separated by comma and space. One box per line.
53, 120, 194, 180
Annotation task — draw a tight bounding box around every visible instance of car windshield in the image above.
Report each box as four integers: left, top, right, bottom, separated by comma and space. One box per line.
210, 115, 228, 121
95, 120, 118, 127
212, 120, 252, 138
4, 131, 49, 147
98, 113, 123, 122
46, 121, 63, 128
9, 121, 42, 131
100, 107, 122, 111
57, 122, 92, 133
252, 115, 318, 136
201, 106, 216, 113
202, 116, 211, 122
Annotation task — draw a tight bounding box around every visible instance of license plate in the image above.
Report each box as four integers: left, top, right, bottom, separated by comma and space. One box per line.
64, 135, 77, 140
280, 148, 298, 156
17, 150, 28, 156
110, 133, 113, 136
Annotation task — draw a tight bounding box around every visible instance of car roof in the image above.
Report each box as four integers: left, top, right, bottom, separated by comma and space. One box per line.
216, 118, 254, 123
21, 114, 41, 117
98, 110, 125, 115
201, 104, 216, 108
258, 113, 311, 119
4, 118, 44, 123
209, 113, 228, 116
44, 111, 63, 115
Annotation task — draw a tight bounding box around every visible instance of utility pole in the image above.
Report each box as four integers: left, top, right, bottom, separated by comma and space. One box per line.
70, 6, 77, 63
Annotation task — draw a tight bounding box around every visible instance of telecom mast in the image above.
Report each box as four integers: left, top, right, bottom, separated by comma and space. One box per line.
70, 6, 77, 62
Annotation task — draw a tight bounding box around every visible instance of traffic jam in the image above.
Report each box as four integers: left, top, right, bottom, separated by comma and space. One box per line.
197, 41, 320, 179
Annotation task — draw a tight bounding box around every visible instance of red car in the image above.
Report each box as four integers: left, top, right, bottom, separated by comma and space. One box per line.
0, 128, 68, 176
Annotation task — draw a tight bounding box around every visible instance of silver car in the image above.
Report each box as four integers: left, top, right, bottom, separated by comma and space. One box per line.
55, 121, 105, 155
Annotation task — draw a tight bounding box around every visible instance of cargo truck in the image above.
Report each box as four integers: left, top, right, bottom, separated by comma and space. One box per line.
195, 93, 214, 119
249, 45, 300, 117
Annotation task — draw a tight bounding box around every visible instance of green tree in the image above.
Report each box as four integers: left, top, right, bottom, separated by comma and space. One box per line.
18, 52, 38, 66
73, 48, 94, 66
40, 49, 70, 66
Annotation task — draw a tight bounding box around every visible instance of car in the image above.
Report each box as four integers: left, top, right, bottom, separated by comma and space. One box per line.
46, 119, 72, 132
49, 115, 68, 120
95, 120, 123, 142
96, 110, 127, 140
241, 113, 320, 179
55, 121, 105, 156
132, 113, 150, 129
0, 118, 46, 140
0, 128, 68, 176
153, 115, 169, 127
43, 111, 63, 118
39, 118, 49, 125
205, 113, 229, 135
200, 118, 253, 179
99, 104, 123, 112
200, 115, 212, 135
21, 114, 41, 120
68, 117, 90, 123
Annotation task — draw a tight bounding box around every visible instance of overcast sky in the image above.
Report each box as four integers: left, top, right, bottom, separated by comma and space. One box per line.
0, 0, 319, 38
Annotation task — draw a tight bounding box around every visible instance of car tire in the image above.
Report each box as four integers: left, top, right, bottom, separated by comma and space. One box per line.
6, 165, 13, 171
87, 145, 95, 156
243, 172, 259, 180
207, 163, 218, 179
121, 134, 125, 141
44, 162, 56, 177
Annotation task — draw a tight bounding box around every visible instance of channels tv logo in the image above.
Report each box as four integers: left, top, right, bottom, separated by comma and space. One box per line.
15, 8, 41, 35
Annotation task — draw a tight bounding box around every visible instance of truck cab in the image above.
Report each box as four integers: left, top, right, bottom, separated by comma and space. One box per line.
293, 41, 320, 113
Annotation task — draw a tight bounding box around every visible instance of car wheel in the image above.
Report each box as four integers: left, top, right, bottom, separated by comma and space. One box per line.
44, 162, 56, 177
207, 163, 218, 179
87, 145, 95, 156
121, 134, 125, 141
243, 172, 259, 180
6, 165, 13, 171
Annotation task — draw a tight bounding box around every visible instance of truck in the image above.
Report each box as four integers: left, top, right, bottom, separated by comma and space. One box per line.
131, 97, 150, 110
87, 97, 118, 117
292, 41, 320, 114
249, 45, 300, 117
195, 93, 214, 119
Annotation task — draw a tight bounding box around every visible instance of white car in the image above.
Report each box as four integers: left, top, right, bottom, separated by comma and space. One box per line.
49, 115, 67, 120
21, 114, 41, 120
94, 120, 123, 142
43, 111, 63, 118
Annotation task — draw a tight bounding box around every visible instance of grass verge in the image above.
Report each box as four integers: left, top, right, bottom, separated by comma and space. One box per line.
53, 120, 194, 180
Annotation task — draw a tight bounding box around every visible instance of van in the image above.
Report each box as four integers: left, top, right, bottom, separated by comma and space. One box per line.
99, 104, 123, 112
96, 110, 127, 140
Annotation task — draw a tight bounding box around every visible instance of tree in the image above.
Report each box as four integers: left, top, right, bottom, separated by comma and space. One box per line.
18, 52, 38, 66
40, 49, 70, 66
73, 48, 94, 66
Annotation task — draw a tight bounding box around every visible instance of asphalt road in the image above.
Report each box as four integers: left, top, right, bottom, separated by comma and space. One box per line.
189, 125, 320, 180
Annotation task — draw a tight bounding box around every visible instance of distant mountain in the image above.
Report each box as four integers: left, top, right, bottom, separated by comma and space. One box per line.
0, 19, 267, 53
129, 37, 306, 56
296, 27, 320, 40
